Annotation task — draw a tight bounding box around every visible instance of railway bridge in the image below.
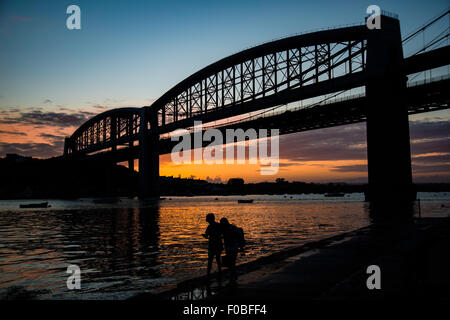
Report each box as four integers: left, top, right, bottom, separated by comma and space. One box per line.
63, 13, 450, 205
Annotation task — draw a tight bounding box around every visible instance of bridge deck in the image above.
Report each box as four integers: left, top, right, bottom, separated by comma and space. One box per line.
66, 77, 448, 163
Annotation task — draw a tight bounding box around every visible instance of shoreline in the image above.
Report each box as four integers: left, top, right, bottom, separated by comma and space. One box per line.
213, 216, 450, 301
132, 225, 373, 300
2, 190, 450, 201
133, 217, 450, 301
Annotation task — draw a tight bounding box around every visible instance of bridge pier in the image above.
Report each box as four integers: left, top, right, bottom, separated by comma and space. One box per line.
365, 15, 416, 209
128, 158, 134, 172
138, 108, 160, 198
128, 116, 135, 172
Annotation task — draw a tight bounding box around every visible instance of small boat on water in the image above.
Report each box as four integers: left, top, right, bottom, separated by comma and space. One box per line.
324, 192, 345, 197
238, 199, 254, 203
19, 202, 50, 208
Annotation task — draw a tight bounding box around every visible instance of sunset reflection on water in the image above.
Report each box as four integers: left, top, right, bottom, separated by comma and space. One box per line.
0, 193, 448, 299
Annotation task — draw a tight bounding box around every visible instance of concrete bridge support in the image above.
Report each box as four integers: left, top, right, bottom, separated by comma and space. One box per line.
365, 16, 416, 208
138, 108, 160, 198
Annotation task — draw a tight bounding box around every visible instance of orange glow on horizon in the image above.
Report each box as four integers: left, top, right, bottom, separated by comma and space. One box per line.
159, 153, 368, 183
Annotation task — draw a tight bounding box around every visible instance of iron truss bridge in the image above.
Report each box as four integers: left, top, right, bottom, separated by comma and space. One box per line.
63, 38, 450, 158
58, 12, 450, 201
64, 75, 449, 163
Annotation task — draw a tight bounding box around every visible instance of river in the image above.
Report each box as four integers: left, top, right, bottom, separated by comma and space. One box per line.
0, 192, 448, 299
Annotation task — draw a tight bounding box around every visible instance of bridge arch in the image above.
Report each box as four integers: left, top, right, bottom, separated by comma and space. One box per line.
150, 25, 369, 133
65, 107, 143, 155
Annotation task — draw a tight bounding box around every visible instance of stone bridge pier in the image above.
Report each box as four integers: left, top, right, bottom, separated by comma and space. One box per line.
365, 15, 415, 206
138, 107, 160, 198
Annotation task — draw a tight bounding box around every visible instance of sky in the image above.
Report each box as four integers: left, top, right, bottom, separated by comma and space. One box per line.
0, 0, 449, 183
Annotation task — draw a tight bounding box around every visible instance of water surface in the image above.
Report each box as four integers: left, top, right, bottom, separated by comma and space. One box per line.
0, 193, 448, 299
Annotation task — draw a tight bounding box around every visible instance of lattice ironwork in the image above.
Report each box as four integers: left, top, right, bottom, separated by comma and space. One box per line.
64, 21, 449, 159
152, 27, 368, 127
66, 108, 142, 155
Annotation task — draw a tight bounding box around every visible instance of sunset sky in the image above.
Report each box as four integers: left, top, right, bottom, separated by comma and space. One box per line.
1, 0, 449, 183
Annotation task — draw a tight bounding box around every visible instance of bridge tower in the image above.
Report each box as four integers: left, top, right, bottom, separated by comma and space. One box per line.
365, 15, 416, 207
138, 107, 160, 198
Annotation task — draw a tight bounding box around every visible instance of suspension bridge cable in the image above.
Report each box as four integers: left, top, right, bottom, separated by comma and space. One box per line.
412, 30, 450, 56
402, 8, 449, 44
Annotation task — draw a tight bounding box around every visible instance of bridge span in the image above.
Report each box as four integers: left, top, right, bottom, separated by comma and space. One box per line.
62, 14, 450, 207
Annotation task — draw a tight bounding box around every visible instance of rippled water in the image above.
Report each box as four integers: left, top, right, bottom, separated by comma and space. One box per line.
0, 193, 448, 299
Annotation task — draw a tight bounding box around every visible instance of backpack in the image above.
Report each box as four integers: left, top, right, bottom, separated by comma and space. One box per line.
235, 226, 246, 249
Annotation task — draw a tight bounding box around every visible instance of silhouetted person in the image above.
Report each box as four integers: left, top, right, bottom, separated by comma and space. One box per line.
220, 217, 244, 284
202, 213, 223, 277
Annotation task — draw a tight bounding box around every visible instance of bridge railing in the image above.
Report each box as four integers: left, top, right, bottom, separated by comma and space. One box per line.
407, 73, 450, 87
166, 72, 450, 136
169, 91, 367, 135
231, 21, 365, 56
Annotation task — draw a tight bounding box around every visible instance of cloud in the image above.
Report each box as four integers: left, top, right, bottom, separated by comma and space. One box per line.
331, 164, 367, 173
412, 174, 450, 183
410, 120, 450, 157
42, 99, 52, 104
331, 162, 450, 176
279, 123, 367, 162
0, 106, 448, 181
275, 119, 449, 181
412, 164, 450, 174
260, 161, 304, 167
39, 133, 66, 144
410, 120, 450, 140
0, 109, 95, 127
93, 105, 109, 110
0, 141, 63, 158
0, 130, 26, 136
412, 153, 450, 164
0, 108, 19, 114
0, 108, 95, 158
278, 120, 450, 164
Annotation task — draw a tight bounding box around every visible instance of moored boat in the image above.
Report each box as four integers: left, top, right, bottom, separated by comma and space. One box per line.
238, 199, 254, 203
324, 192, 345, 197
19, 202, 50, 208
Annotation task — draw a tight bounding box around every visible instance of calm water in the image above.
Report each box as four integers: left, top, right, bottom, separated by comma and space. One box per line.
0, 193, 449, 299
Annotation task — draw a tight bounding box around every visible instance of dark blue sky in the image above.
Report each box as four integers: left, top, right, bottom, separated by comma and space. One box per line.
0, 0, 449, 182
0, 0, 448, 109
